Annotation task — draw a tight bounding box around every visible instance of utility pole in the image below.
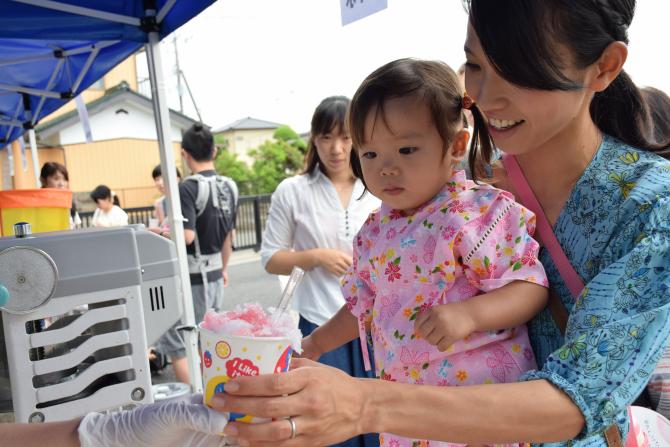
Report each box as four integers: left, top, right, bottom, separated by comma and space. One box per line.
172, 34, 184, 114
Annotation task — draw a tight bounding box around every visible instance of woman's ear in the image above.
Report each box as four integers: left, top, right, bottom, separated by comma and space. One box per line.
587, 41, 628, 93
450, 129, 470, 162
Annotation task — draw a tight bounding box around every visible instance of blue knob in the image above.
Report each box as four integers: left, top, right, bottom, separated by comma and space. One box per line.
0, 283, 8, 307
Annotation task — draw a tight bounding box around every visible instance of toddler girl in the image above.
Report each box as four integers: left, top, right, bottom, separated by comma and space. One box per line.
301, 58, 548, 447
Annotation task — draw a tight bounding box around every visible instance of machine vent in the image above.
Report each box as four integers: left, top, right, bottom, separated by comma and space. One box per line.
149, 286, 166, 311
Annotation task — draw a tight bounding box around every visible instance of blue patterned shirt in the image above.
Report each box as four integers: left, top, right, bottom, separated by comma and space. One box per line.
519, 135, 670, 445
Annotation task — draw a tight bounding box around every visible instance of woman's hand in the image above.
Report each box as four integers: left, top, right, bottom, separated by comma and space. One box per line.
211, 359, 369, 446
316, 249, 353, 276
414, 303, 476, 352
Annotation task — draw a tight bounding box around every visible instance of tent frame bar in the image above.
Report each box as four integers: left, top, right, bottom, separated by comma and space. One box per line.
11, 0, 141, 26
0, 83, 61, 99
32, 59, 65, 125
157, 0, 178, 24
0, 119, 22, 128
71, 46, 99, 94
146, 27, 201, 393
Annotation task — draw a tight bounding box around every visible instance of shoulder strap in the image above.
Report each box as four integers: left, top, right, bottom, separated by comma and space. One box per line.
502, 154, 585, 300
185, 174, 210, 217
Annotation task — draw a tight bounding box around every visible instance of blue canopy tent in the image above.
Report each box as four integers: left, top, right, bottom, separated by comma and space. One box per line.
0, 0, 216, 393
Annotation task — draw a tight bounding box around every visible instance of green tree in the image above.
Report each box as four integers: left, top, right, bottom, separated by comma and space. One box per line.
248, 139, 304, 194
214, 149, 254, 195
273, 125, 307, 151
215, 125, 306, 195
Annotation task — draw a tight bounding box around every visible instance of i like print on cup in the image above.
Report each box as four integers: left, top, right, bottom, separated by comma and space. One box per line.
199, 303, 302, 423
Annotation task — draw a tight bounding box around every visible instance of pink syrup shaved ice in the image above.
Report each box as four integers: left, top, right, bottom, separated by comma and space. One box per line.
201, 303, 302, 352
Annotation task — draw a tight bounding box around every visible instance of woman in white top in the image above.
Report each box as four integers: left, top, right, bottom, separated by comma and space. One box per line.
261, 96, 380, 447
90, 184, 129, 227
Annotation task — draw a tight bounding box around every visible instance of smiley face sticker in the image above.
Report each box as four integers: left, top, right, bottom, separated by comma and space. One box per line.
215, 341, 231, 359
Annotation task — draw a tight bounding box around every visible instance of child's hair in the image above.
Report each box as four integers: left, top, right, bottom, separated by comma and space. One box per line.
151, 164, 182, 180
465, 0, 670, 156
182, 123, 215, 162
347, 58, 494, 184
641, 87, 670, 145
90, 185, 120, 206
303, 96, 351, 176
39, 162, 69, 187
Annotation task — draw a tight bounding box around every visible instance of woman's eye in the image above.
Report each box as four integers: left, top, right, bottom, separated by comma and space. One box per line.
465, 62, 480, 71
399, 147, 417, 155
361, 152, 376, 159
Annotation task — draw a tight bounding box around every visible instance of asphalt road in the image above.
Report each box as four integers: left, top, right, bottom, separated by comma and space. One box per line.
223, 253, 282, 311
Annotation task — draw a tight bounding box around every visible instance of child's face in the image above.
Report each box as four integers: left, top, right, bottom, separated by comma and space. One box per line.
45, 171, 68, 189
358, 95, 467, 212
154, 175, 165, 194
314, 126, 353, 179
96, 197, 113, 212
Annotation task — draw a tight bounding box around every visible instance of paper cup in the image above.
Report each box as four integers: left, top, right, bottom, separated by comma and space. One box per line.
199, 325, 293, 423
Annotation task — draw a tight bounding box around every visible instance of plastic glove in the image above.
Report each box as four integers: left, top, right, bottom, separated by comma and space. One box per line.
78, 393, 230, 447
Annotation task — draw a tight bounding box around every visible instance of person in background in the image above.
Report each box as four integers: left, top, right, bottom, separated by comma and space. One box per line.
641, 86, 670, 146
40, 161, 81, 229
151, 163, 182, 227
260, 96, 381, 447
155, 123, 238, 385
90, 184, 128, 227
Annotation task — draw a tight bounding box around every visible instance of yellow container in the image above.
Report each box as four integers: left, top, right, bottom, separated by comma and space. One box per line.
0, 189, 73, 236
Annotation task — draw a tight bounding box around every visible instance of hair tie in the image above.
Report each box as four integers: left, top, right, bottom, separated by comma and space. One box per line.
461, 93, 475, 110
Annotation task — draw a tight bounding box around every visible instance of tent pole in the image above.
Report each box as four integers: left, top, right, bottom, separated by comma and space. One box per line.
145, 31, 202, 394
28, 129, 39, 186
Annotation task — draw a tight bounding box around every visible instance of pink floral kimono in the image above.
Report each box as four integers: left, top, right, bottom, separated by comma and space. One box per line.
342, 171, 548, 447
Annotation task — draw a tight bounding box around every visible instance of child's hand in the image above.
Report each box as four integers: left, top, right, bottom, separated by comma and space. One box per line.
299, 334, 324, 361
414, 303, 476, 352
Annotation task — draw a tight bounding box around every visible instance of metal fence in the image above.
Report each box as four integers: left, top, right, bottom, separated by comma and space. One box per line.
80, 194, 272, 251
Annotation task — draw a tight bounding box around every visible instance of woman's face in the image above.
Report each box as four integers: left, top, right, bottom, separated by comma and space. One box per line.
96, 197, 113, 212
45, 171, 68, 189
314, 125, 353, 178
463, 25, 594, 156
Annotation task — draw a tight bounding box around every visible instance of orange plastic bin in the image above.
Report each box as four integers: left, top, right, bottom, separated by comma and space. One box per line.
0, 189, 73, 236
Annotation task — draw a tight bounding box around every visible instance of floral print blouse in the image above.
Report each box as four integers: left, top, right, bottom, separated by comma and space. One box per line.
520, 136, 670, 446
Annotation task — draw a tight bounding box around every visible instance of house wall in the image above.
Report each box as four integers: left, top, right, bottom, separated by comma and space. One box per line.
59, 102, 183, 145
218, 128, 275, 164
64, 138, 183, 208
104, 56, 138, 92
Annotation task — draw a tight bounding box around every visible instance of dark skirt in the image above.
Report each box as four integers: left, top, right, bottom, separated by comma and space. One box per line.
299, 315, 380, 447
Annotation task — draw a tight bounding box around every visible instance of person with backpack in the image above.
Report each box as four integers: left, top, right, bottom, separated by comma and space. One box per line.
155, 123, 238, 384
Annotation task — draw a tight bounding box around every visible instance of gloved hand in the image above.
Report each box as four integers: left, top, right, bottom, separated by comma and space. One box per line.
78, 393, 231, 447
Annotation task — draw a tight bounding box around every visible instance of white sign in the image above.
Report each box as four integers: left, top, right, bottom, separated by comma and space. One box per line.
341, 0, 388, 26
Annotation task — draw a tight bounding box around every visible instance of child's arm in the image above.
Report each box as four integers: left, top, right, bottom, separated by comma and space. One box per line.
415, 281, 548, 352
301, 305, 360, 360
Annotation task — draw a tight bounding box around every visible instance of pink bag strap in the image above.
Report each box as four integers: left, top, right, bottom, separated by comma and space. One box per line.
502, 154, 585, 300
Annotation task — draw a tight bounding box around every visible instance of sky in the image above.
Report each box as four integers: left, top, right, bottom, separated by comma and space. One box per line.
142, 0, 670, 134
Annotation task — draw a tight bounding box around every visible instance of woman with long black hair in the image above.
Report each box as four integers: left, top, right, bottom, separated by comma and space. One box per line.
214, 2, 670, 445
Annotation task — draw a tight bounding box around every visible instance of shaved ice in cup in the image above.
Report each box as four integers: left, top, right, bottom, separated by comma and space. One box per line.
199, 303, 301, 422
